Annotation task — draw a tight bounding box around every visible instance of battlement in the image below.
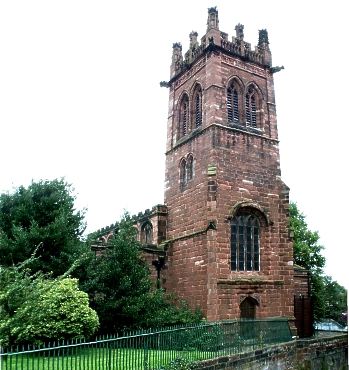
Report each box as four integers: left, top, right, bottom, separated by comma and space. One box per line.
90, 204, 167, 245
170, 7, 272, 79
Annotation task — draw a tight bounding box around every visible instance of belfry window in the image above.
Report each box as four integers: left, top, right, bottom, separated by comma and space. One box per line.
179, 95, 189, 138
193, 87, 202, 128
245, 86, 258, 128
227, 85, 239, 123
231, 214, 260, 271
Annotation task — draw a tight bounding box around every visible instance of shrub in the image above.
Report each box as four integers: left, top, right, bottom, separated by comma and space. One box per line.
157, 357, 197, 370
0, 263, 99, 346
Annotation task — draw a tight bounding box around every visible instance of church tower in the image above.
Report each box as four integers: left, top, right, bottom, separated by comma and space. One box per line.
162, 7, 294, 321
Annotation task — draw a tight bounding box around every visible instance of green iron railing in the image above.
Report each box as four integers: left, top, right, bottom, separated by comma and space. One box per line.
0, 319, 292, 370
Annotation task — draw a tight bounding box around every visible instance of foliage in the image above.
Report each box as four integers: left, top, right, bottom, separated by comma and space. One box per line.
311, 274, 347, 324
81, 214, 202, 333
13, 278, 99, 345
0, 179, 87, 276
157, 357, 197, 370
289, 203, 325, 274
322, 276, 347, 321
165, 324, 224, 352
137, 290, 203, 329
81, 215, 153, 332
0, 259, 99, 346
289, 202, 347, 321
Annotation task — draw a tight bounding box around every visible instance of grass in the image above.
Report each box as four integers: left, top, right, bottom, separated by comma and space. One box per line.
1, 347, 207, 370
1, 320, 292, 369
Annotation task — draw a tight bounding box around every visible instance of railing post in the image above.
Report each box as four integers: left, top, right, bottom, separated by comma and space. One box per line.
216, 322, 220, 358
107, 341, 111, 370
143, 341, 148, 370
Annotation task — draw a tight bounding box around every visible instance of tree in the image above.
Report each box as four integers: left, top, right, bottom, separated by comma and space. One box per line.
289, 202, 347, 322
289, 202, 325, 274
81, 215, 202, 333
81, 215, 152, 332
321, 275, 347, 324
0, 179, 87, 276
0, 258, 99, 346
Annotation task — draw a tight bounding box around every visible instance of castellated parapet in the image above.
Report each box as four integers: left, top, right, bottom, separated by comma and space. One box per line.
170, 7, 272, 79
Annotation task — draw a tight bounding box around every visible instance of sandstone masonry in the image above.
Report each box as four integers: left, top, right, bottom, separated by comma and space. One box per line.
93, 7, 299, 330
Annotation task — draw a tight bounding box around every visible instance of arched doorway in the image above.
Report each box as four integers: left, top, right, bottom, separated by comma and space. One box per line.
240, 297, 258, 319
240, 297, 259, 339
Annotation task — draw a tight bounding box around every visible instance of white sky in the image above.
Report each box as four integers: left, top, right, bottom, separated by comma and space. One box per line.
0, 1, 348, 290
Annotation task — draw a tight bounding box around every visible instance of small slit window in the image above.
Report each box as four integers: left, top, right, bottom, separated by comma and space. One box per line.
180, 158, 187, 190
187, 155, 193, 181
180, 155, 194, 190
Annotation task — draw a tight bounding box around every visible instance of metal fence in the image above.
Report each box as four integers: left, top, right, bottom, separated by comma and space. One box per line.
0, 319, 292, 370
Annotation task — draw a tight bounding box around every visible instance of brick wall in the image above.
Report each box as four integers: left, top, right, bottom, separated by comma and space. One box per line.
196, 334, 348, 369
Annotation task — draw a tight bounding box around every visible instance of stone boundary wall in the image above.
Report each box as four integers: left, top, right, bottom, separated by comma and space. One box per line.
196, 333, 348, 369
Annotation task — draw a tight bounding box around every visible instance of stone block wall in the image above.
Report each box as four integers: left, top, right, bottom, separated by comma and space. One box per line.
195, 334, 348, 369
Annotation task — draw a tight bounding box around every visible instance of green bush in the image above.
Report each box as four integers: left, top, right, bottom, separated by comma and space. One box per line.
0, 264, 99, 346
11, 278, 99, 344
157, 357, 197, 370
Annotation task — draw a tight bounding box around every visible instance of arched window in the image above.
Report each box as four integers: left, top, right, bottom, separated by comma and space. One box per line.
227, 84, 239, 123
180, 158, 187, 190
141, 222, 153, 245
245, 85, 258, 128
186, 155, 194, 181
231, 213, 260, 271
179, 95, 189, 138
193, 86, 202, 128
180, 155, 194, 190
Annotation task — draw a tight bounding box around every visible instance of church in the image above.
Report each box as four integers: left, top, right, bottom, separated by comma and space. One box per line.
93, 7, 310, 333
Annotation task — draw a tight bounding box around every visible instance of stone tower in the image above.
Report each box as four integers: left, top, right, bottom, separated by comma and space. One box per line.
162, 7, 294, 321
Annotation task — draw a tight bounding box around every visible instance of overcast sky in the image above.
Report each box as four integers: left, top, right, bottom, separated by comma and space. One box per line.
0, 1, 347, 289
